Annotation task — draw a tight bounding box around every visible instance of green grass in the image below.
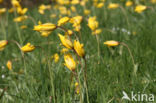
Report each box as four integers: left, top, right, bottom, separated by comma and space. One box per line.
0, 1, 156, 103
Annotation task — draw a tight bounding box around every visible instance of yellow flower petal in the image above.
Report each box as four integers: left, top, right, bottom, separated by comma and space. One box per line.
40, 31, 52, 37
34, 23, 57, 32
21, 43, 35, 53
88, 16, 99, 31
58, 16, 70, 26
65, 30, 73, 36
0, 40, 8, 51
61, 48, 69, 54
74, 40, 85, 57
20, 25, 27, 29
108, 3, 119, 9
7, 60, 12, 70
84, 9, 90, 15
64, 54, 76, 71
125, 1, 133, 7
96, 3, 104, 8
135, 5, 147, 13
104, 40, 119, 46
0, 8, 6, 14
13, 15, 28, 22
52, 53, 59, 63
58, 34, 73, 49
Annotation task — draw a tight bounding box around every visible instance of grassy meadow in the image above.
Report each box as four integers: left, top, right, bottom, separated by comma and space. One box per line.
0, 0, 156, 103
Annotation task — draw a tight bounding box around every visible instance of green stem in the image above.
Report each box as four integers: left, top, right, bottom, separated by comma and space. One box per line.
84, 58, 89, 103
15, 22, 23, 44
47, 38, 56, 103
74, 49, 89, 103
120, 42, 135, 66
8, 40, 26, 73
0, 17, 7, 39
120, 6, 130, 29
73, 71, 83, 103
13, 9, 23, 44
95, 34, 100, 60
48, 61, 56, 103
28, 16, 36, 25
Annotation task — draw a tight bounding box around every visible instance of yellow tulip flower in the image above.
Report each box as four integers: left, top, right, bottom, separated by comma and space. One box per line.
65, 30, 73, 36
13, 15, 28, 22
21, 43, 35, 53
38, 4, 51, 14
7, 60, 12, 70
57, 0, 70, 5
58, 16, 70, 26
51, 53, 59, 63
61, 48, 69, 54
59, 6, 68, 15
96, 3, 104, 8
74, 25, 81, 32
33, 23, 57, 32
125, 1, 133, 7
88, 16, 99, 31
0, 40, 8, 51
20, 25, 27, 29
11, 0, 21, 8
70, 16, 83, 32
75, 82, 79, 87
8, 8, 14, 13
92, 29, 102, 35
40, 31, 52, 37
74, 40, 85, 57
58, 34, 73, 49
108, 3, 119, 9
135, 5, 147, 13
70, 16, 83, 26
80, 0, 86, 6
39, 4, 51, 10
84, 9, 90, 15
0, 8, 6, 15
71, 6, 76, 12
104, 40, 119, 46
38, 20, 42, 25
17, 7, 28, 15
71, 0, 79, 5
64, 54, 76, 71
75, 82, 80, 94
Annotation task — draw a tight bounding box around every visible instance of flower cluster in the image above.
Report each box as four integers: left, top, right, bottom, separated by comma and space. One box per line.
88, 16, 101, 35
0, 0, 155, 102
